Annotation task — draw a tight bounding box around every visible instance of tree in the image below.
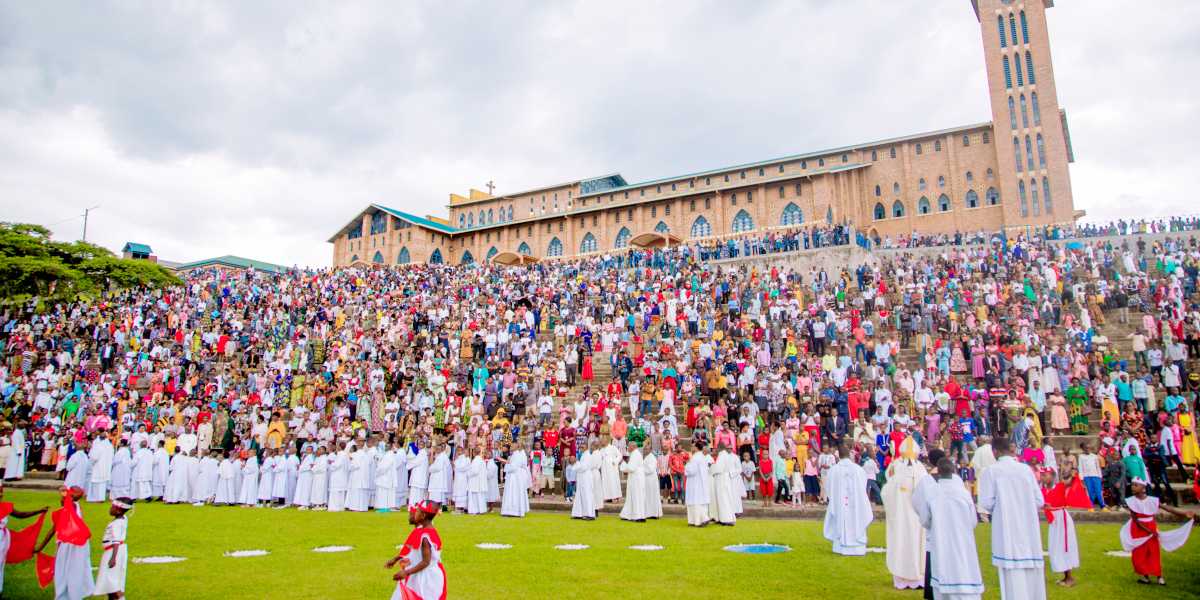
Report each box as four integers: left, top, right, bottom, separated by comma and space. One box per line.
81, 256, 181, 290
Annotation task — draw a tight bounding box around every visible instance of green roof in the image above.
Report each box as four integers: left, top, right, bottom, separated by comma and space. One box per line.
122, 242, 152, 254
327, 204, 459, 242
175, 255, 289, 272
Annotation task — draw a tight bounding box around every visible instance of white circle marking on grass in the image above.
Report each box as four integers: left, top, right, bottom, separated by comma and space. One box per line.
475, 543, 513, 550
554, 544, 590, 550
865, 547, 886, 554
313, 546, 354, 553
1104, 550, 1132, 558
133, 556, 188, 564
223, 550, 270, 557
629, 545, 664, 551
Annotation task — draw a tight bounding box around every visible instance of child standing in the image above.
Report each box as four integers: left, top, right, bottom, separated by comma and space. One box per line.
563, 455, 577, 502
94, 498, 133, 599
1119, 478, 1195, 586
387, 500, 447, 600
34, 486, 94, 600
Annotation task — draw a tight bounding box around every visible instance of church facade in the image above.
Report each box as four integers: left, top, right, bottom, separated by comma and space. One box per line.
329, 0, 1076, 267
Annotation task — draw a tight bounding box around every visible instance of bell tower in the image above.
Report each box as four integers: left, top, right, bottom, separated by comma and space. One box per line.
972, 0, 1075, 225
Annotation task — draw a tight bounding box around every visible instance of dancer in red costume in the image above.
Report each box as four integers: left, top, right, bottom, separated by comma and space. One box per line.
387, 500, 447, 600
1118, 478, 1194, 586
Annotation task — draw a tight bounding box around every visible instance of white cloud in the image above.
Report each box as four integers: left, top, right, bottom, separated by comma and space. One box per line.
0, 0, 1196, 267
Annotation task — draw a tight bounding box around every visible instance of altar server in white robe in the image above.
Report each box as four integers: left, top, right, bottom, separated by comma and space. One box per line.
327, 443, 348, 512
883, 448, 929, 589
467, 448, 488, 514
708, 444, 736, 525
406, 442, 429, 505
194, 450, 220, 503
238, 450, 260, 505
293, 448, 315, 509
163, 449, 191, 503
452, 451, 471, 512
87, 434, 114, 503
599, 441, 622, 502
346, 445, 370, 512
916, 457, 985, 600
730, 452, 746, 515
392, 442, 409, 508
571, 442, 601, 519
214, 454, 237, 504
500, 446, 529, 517
643, 447, 663, 519
485, 450, 501, 504
310, 447, 330, 508
619, 442, 647, 521
427, 445, 452, 504
130, 442, 154, 501
186, 450, 201, 501
279, 447, 301, 506
3, 424, 25, 481
150, 442, 170, 499
978, 437, 1045, 600
108, 441, 132, 499
257, 449, 276, 505
374, 445, 397, 512
511, 447, 531, 514
64, 442, 91, 491
684, 442, 712, 526
823, 445, 873, 555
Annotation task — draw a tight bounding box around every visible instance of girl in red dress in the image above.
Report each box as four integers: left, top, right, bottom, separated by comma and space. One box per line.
1119, 479, 1194, 586
387, 500, 447, 600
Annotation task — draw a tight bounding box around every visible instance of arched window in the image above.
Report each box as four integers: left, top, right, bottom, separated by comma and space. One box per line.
458, 215, 465, 228
1020, 11, 1029, 44
842, 154, 849, 163
517, 242, 531, 255
874, 203, 886, 220
372, 251, 385, 264
1031, 93, 1042, 126
893, 182, 900, 194
987, 168, 994, 181
986, 187, 1000, 205
467, 213, 474, 227
690, 200, 696, 211
778, 165, 784, 173
1025, 135, 1034, 171
938, 194, 951, 212
487, 209, 493, 223
1037, 134, 1046, 170
1030, 179, 1041, 216
724, 175, 730, 182
740, 172, 746, 180
919, 178, 926, 191
890, 148, 896, 159
705, 178, 711, 186
1043, 178, 1053, 213
795, 184, 802, 196
780, 203, 803, 227
397, 247, 410, 264
778, 187, 784, 199
1018, 181, 1028, 217
963, 136, 970, 147
615, 227, 632, 248
731, 210, 755, 234
966, 190, 979, 208
1008, 97, 1017, 130
938, 176, 945, 188
916, 144, 923, 155
1020, 94, 1029, 128
498, 208, 504, 223
818, 159, 825, 167
351, 254, 359, 263
747, 192, 753, 204
429, 249, 443, 264
800, 161, 807, 170
872, 151, 878, 161
998, 15, 1007, 48
579, 233, 597, 253
875, 185, 881, 197
547, 238, 563, 257
460, 250, 474, 265
671, 183, 676, 191
1015, 54, 1024, 87
655, 221, 669, 233
983, 132, 990, 144
1010, 15, 1019, 49
892, 200, 905, 218
758, 168, 764, 176
1003, 56, 1012, 88
1014, 138, 1023, 173
934, 140, 942, 152
486, 247, 498, 261
918, 197, 931, 215
689, 218, 711, 239
966, 171, 974, 183
1026, 52, 1036, 85
479, 210, 485, 224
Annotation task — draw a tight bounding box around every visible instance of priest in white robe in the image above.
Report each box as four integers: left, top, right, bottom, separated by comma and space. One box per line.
683, 442, 712, 526
730, 452, 746, 515
130, 443, 154, 501
163, 450, 190, 503
466, 448, 488, 514
150, 443, 169, 499
311, 448, 330, 508
500, 447, 529, 517
619, 442, 647, 522
708, 444, 736, 525
510, 448, 531, 515
237, 452, 259, 505
643, 447, 663, 519
599, 441, 622, 502
64, 443, 91, 491
978, 438, 1045, 600
452, 452, 471, 512
485, 451, 501, 504
108, 442, 132, 499
257, 451, 276, 505
392, 442, 408, 508
427, 445, 452, 505
374, 446, 397, 512
214, 455, 236, 505
293, 449, 315, 508
406, 443, 429, 505
823, 445, 873, 555
3, 424, 25, 481
571, 442, 601, 519
327, 444, 348, 512
195, 450, 220, 503
883, 446, 929, 588
86, 435, 114, 503
916, 457, 985, 600
346, 446, 370, 512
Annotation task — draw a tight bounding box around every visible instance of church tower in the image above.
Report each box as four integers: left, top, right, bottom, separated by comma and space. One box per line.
972, 0, 1075, 226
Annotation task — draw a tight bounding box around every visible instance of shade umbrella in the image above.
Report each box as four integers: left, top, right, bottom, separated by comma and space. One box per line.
1065, 241, 1084, 249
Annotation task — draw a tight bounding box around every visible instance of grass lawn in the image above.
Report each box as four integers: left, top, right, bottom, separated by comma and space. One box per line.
2, 490, 1197, 600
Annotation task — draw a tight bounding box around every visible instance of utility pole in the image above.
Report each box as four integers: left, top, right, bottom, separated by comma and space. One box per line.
82, 206, 99, 242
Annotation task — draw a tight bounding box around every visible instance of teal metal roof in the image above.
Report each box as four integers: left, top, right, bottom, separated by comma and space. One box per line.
176, 255, 289, 272
122, 242, 152, 254
374, 205, 458, 234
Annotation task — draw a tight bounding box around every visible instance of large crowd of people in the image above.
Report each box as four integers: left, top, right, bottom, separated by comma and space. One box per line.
2, 224, 1200, 598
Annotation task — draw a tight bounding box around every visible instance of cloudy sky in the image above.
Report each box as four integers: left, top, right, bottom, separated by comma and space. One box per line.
1, 0, 1196, 267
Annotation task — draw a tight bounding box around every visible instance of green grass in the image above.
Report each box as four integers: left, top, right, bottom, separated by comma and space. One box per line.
2, 490, 1197, 599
